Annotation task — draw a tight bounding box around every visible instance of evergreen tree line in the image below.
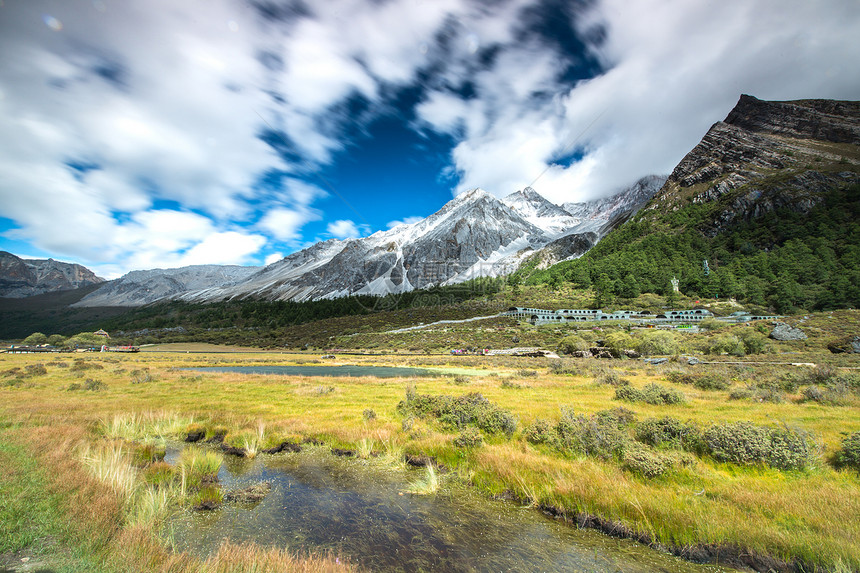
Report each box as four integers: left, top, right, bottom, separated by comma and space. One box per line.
526, 183, 860, 314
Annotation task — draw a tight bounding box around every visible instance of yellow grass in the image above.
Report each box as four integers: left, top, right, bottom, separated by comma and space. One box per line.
1, 349, 859, 570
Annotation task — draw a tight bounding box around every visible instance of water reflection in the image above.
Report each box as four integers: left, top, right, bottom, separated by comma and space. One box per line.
168, 449, 737, 573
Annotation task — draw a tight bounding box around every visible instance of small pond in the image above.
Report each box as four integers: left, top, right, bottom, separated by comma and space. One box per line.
185, 365, 444, 378
167, 448, 737, 573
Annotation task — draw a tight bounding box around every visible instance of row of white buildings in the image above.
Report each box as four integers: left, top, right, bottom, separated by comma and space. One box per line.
504, 307, 779, 326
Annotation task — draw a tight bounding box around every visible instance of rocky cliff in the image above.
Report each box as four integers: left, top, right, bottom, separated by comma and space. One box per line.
0, 251, 104, 298
648, 95, 860, 234
533, 94, 860, 311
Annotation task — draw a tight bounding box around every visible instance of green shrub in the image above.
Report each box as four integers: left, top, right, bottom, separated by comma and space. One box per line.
632, 330, 680, 355
549, 360, 582, 376
635, 417, 703, 453
70, 361, 103, 372
362, 408, 377, 421
130, 369, 152, 384
616, 383, 685, 405
397, 390, 517, 436
834, 432, 860, 470
524, 409, 630, 460
523, 418, 559, 448
699, 318, 727, 331
554, 408, 630, 460
604, 331, 634, 357
614, 385, 643, 402
707, 334, 745, 356
703, 422, 814, 470
737, 329, 769, 354
84, 378, 107, 391
800, 384, 848, 405
666, 370, 730, 391
596, 371, 629, 386
622, 443, 674, 478
799, 366, 839, 386
595, 407, 637, 427
557, 335, 589, 355
728, 386, 754, 400
516, 369, 538, 377
453, 427, 483, 448
24, 364, 48, 377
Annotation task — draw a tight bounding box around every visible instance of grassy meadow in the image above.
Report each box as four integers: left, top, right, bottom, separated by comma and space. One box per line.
1, 340, 859, 572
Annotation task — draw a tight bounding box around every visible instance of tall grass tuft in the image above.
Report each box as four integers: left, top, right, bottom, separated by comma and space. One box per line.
407, 465, 439, 495
179, 447, 223, 488
201, 541, 354, 572
101, 411, 194, 441
356, 437, 375, 459
79, 441, 139, 497
379, 437, 405, 469
128, 483, 181, 526
240, 422, 266, 459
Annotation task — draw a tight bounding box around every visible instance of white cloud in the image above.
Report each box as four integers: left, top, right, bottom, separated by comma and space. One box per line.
386, 216, 423, 229
420, 0, 860, 204
258, 207, 320, 242
264, 252, 284, 265
3, 0, 859, 277
327, 219, 366, 239
180, 231, 266, 266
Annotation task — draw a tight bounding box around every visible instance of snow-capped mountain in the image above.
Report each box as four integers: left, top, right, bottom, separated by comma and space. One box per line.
178, 188, 549, 303
73, 176, 665, 306
562, 174, 667, 234
72, 265, 261, 307
502, 187, 583, 237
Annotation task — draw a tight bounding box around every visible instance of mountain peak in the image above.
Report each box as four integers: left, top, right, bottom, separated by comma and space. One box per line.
503, 186, 576, 222
451, 187, 491, 203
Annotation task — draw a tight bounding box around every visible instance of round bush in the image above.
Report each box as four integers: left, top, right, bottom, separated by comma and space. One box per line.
836, 431, 860, 470
704, 422, 814, 470
453, 427, 483, 448
622, 443, 673, 478
636, 417, 702, 452
523, 418, 557, 446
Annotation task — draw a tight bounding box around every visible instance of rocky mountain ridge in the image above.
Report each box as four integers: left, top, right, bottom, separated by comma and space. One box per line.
73, 177, 661, 307
529, 94, 860, 312
647, 94, 860, 232
0, 251, 104, 298
72, 265, 261, 307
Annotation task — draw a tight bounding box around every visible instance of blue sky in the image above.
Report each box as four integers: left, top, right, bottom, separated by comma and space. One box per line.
1, 0, 859, 278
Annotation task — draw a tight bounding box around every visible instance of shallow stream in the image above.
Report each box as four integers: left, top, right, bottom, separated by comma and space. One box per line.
167, 448, 736, 573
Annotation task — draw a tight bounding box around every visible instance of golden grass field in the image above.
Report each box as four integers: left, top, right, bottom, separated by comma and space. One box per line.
1, 346, 859, 572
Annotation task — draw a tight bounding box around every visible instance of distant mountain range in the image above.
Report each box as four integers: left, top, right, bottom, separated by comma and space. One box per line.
8, 93, 853, 315
0, 251, 104, 298
64, 177, 663, 307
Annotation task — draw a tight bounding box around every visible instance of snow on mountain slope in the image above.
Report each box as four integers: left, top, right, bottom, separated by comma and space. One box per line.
72, 265, 261, 307
177, 189, 547, 303
71, 177, 665, 306
503, 187, 582, 237
562, 175, 667, 234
